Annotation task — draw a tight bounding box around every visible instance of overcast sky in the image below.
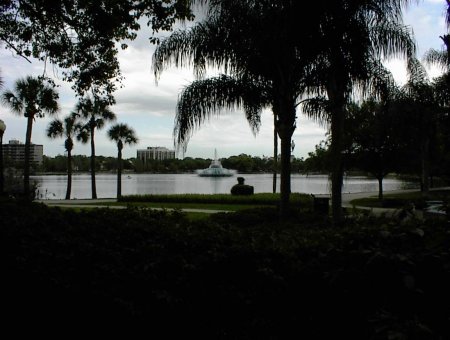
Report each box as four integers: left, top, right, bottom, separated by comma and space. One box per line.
0, 0, 447, 160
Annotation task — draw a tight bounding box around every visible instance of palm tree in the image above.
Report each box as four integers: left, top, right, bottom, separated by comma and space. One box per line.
75, 96, 116, 199
46, 113, 82, 199
2, 76, 59, 198
153, 1, 318, 217
107, 123, 138, 198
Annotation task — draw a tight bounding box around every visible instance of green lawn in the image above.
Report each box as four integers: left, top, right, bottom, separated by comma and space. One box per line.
86, 201, 266, 212
53, 192, 311, 220
77, 193, 311, 211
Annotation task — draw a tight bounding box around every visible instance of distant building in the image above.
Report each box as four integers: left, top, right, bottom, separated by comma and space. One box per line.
137, 146, 176, 163
2, 139, 43, 165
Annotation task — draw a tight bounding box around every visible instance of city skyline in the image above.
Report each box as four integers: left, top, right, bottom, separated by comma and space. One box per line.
0, 0, 446, 160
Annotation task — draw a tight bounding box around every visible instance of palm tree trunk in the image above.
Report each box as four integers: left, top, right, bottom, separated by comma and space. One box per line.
90, 126, 97, 199
327, 73, 347, 226
66, 150, 72, 200
329, 101, 345, 226
273, 115, 278, 194
24, 115, 34, 199
278, 128, 292, 218
330, 119, 344, 225
117, 146, 122, 198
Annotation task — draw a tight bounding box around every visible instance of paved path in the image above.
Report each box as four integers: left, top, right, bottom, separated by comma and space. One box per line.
342, 187, 450, 217
340, 190, 408, 217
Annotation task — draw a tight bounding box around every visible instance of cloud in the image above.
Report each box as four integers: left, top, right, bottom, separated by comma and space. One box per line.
403, 1, 446, 57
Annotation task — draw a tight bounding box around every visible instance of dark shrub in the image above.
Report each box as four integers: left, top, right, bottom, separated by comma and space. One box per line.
2, 200, 450, 338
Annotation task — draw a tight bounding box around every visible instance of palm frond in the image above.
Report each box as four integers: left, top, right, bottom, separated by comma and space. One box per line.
107, 123, 138, 146
301, 96, 330, 127
2, 91, 23, 115
423, 48, 448, 70
2, 76, 59, 118
74, 96, 116, 130
153, 16, 242, 81
353, 59, 397, 101
369, 19, 416, 61
406, 57, 429, 84
76, 127, 90, 144
174, 74, 269, 151
46, 119, 64, 139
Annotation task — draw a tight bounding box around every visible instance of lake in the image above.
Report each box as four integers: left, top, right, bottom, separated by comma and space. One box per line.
31, 173, 419, 200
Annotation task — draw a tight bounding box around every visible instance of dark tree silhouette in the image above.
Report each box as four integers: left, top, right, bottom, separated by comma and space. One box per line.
0, 0, 194, 101
47, 113, 83, 199
2, 76, 59, 198
107, 123, 138, 199
75, 96, 116, 199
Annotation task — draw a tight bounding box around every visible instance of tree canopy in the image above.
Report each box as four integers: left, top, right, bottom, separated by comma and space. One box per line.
0, 0, 194, 102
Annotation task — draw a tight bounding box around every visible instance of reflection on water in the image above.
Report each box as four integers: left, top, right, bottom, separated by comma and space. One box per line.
31, 173, 419, 200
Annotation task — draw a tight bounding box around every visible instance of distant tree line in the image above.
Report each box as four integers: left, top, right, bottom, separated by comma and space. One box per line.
39, 154, 306, 174
40, 155, 134, 173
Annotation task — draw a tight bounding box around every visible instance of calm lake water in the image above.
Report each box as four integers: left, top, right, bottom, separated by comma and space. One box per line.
31, 173, 419, 200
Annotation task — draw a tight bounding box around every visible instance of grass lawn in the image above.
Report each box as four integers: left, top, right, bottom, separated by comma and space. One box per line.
53, 194, 296, 220
65, 192, 311, 215
82, 201, 266, 211
76, 201, 264, 220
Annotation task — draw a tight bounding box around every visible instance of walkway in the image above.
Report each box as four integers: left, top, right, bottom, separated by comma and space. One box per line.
35, 198, 232, 214
342, 187, 450, 217
341, 190, 411, 217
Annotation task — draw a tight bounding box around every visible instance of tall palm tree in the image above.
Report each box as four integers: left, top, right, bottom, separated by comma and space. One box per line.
2, 76, 59, 198
46, 113, 82, 199
75, 96, 116, 199
107, 123, 138, 198
153, 0, 318, 217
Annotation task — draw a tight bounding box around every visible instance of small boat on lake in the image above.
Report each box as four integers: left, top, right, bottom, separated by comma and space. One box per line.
197, 150, 234, 177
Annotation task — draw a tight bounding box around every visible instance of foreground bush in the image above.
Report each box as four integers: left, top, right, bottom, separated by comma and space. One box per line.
1, 200, 449, 338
